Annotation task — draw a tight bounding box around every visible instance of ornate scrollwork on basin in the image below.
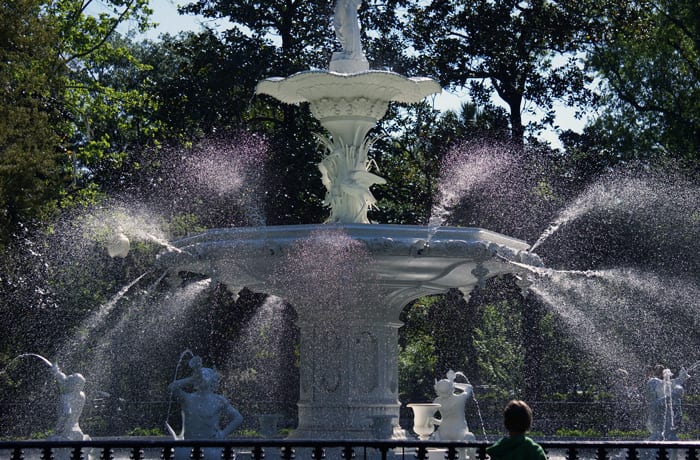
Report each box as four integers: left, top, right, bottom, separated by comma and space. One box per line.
310, 96, 389, 121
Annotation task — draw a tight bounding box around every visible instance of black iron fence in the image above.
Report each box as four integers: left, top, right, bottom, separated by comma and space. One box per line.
0, 439, 699, 460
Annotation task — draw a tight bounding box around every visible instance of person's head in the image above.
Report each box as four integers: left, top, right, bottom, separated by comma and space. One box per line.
503, 400, 533, 435
654, 364, 665, 378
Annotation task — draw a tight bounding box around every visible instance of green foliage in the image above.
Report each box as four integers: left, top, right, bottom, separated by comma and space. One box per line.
565, 0, 700, 166
61, 32, 162, 194
0, 0, 68, 243
126, 426, 164, 437
473, 301, 525, 394
236, 429, 261, 438
0, 0, 155, 242
534, 313, 580, 390
30, 430, 54, 440
181, 0, 333, 72
399, 334, 437, 402
679, 429, 700, 440
554, 427, 602, 438
399, 296, 440, 402
372, 101, 512, 225
137, 29, 270, 142
371, 104, 441, 224
164, 213, 206, 239
606, 429, 650, 439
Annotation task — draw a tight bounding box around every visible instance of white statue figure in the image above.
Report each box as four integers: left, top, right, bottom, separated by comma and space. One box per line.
316, 135, 386, 224
645, 364, 691, 441
331, 0, 369, 73
432, 370, 476, 460
168, 356, 243, 460
49, 362, 90, 442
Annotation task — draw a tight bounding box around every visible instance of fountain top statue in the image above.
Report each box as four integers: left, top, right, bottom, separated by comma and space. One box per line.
331, 0, 369, 73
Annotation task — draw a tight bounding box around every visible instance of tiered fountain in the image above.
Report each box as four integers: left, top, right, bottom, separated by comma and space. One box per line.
156, 0, 541, 440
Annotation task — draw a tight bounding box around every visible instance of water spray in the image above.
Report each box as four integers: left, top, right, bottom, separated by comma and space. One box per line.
0, 353, 53, 379
453, 371, 489, 442
165, 349, 196, 438
662, 368, 676, 433
145, 233, 185, 254
18, 353, 53, 367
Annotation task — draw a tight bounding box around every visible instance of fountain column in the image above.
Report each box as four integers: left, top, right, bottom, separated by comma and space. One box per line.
255, 9, 442, 435
292, 318, 401, 438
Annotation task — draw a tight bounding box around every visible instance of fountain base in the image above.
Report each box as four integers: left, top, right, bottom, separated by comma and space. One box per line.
157, 223, 541, 440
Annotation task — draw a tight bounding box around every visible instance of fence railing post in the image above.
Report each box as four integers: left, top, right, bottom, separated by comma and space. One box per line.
596, 446, 609, 460
130, 446, 144, 460
11, 447, 23, 460
100, 446, 114, 460
341, 444, 354, 460
226, 444, 239, 460
40, 446, 53, 460
415, 445, 428, 460
311, 446, 325, 460
70, 447, 83, 460
161, 446, 174, 460
280, 445, 295, 460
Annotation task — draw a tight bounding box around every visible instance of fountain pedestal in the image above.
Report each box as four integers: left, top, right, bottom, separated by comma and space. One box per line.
291, 319, 401, 438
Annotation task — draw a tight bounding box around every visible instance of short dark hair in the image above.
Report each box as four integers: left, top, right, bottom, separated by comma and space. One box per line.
503, 400, 533, 434
654, 365, 665, 378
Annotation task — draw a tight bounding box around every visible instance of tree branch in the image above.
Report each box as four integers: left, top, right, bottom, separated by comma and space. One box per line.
62, 0, 137, 66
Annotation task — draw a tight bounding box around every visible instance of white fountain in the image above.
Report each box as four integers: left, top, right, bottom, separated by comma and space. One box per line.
157, 0, 541, 440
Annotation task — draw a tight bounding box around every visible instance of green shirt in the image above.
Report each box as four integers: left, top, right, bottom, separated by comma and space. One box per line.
485, 434, 547, 460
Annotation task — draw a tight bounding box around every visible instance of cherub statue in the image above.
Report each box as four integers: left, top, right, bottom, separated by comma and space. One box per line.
167, 356, 243, 460
432, 370, 476, 460
49, 362, 90, 441
646, 365, 692, 441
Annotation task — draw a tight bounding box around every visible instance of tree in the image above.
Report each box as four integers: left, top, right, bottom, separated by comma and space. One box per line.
370, 101, 513, 225
62, 33, 162, 195
181, 0, 334, 73
0, 0, 69, 244
569, 0, 700, 165
399, 296, 440, 402
0, 0, 154, 242
136, 30, 272, 143
406, 0, 593, 145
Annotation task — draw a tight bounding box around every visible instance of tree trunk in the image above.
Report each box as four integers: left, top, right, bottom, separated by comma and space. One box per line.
508, 98, 525, 148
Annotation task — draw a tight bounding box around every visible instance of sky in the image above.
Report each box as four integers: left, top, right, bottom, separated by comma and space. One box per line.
116, 0, 588, 149
116, 0, 219, 39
